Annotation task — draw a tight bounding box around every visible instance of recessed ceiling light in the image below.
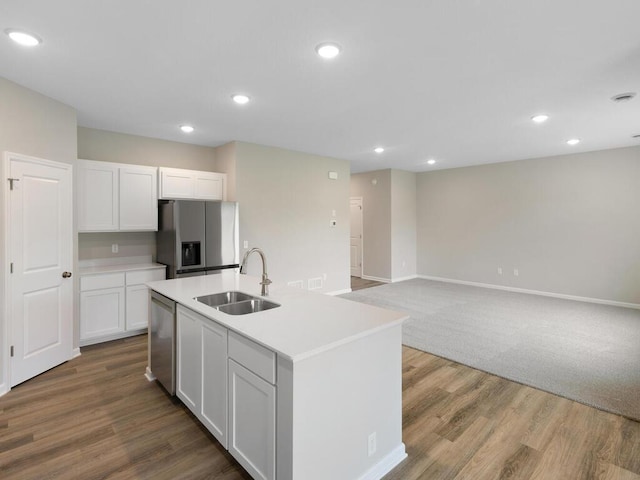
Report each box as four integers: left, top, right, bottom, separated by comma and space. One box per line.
566, 138, 580, 146
427, 159, 436, 165
611, 92, 636, 103
232, 94, 250, 105
5, 29, 42, 46
180, 125, 194, 133
531, 114, 549, 123
315, 43, 341, 59
374, 147, 384, 154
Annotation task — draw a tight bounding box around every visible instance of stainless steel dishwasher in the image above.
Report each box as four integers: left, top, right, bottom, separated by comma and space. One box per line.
150, 290, 176, 395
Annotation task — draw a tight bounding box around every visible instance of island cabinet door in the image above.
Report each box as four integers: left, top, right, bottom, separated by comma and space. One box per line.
200, 320, 228, 448
228, 359, 276, 480
176, 306, 201, 411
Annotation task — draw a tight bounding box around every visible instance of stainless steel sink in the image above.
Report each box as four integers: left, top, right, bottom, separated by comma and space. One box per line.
194, 291, 280, 315
217, 299, 280, 315
194, 291, 255, 308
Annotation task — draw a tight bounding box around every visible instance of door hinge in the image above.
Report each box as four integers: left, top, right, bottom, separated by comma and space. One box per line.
10, 262, 13, 274
10, 346, 14, 357
8, 178, 20, 190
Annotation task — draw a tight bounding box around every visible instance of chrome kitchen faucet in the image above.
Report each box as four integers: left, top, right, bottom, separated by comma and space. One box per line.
239, 247, 272, 296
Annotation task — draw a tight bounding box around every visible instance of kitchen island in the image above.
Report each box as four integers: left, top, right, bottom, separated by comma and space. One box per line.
147, 272, 407, 480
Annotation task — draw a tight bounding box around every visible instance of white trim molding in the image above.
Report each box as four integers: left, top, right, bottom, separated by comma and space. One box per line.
326, 288, 352, 296
391, 275, 418, 283
358, 443, 407, 480
362, 275, 391, 283
145, 366, 156, 382
418, 275, 640, 310
72, 347, 81, 359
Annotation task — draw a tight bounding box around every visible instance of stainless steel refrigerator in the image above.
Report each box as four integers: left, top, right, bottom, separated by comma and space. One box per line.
156, 200, 239, 278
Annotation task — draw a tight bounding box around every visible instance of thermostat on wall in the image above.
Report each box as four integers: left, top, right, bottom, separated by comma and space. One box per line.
328, 171, 338, 180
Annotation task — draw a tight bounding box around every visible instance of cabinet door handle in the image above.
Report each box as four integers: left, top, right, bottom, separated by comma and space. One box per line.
62, 271, 72, 278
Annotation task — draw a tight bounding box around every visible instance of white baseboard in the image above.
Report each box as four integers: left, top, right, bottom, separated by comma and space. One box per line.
362, 275, 391, 283
327, 288, 352, 296
79, 328, 146, 347
0, 382, 8, 398
359, 443, 407, 480
72, 347, 81, 359
391, 274, 418, 283
145, 366, 156, 382
418, 275, 640, 310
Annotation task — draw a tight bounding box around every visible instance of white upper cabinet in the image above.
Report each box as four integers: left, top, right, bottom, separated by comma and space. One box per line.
77, 159, 158, 232
159, 167, 226, 201
78, 160, 119, 231
119, 165, 158, 231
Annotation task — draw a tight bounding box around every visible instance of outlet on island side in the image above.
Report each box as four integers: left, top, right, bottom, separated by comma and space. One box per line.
111, 244, 118, 254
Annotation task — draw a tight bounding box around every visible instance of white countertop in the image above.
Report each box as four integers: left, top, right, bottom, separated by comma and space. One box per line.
80, 262, 166, 276
147, 271, 407, 362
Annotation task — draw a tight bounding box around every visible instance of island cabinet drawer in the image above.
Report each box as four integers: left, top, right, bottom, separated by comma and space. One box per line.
228, 331, 276, 384
81, 273, 125, 291
126, 268, 165, 285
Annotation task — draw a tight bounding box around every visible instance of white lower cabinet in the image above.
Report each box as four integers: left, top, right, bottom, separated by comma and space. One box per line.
176, 305, 228, 447
176, 306, 201, 411
80, 287, 125, 339
228, 359, 276, 480
125, 284, 152, 330
201, 320, 229, 447
176, 306, 276, 480
80, 266, 166, 346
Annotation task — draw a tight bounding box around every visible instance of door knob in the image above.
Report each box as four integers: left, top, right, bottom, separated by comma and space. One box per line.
62, 271, 72, 278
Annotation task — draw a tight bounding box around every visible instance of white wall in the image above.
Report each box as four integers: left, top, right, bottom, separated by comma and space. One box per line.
234, 142, 351, 294
214, 141, 237, 201
350, 169, 417, 282
0, 77, 78, 391
350, 170, 392, 280
78, 127, 216, 169
391, 170, 417, 281
416, 146, 640, 305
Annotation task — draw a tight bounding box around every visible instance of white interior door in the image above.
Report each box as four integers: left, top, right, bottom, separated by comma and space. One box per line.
7, 153, 73, 387
350, 198, 363, 277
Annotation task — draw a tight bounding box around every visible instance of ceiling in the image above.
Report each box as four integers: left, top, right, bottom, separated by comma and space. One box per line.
2, 1, 639, 173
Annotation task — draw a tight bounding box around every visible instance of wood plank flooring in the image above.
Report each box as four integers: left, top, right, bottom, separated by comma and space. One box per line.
1, 334, 639, 480
351, 276, 385, 291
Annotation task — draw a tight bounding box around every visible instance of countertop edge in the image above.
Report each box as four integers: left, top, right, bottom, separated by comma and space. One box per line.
147, 274, 407, 363
80, 262, 166, 275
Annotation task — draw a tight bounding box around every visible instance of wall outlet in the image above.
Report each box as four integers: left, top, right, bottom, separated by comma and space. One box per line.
287, 280, 304, 289
330, 219, 337, 227
243, 240, 249, 249
111, 244, 118, 254
368, 432, 377, 457
513, 268, 519, 276
497, 267, 502, 275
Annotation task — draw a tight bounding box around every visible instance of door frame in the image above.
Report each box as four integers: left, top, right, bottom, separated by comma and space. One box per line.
1, 152, 9, 395
349, 197, 364, 278
1, 151, 74, 395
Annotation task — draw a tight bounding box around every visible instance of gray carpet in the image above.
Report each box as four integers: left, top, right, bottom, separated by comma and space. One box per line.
342, 278, 640, 421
